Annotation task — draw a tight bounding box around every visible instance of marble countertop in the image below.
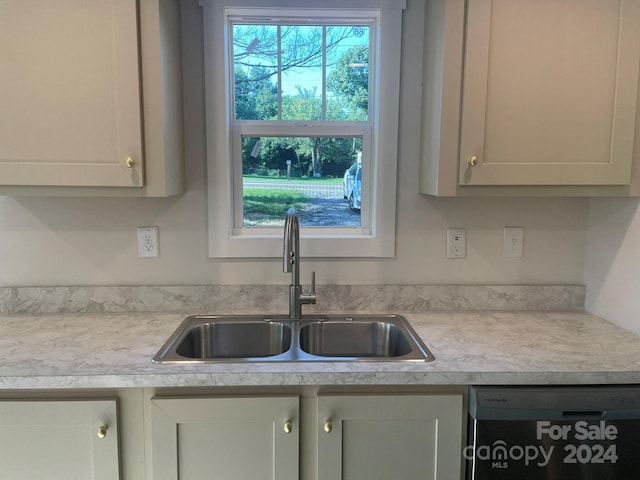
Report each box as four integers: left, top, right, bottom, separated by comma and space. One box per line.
1, 310, 640, 389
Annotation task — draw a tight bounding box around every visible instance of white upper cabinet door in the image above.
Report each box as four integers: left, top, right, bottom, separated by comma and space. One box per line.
460, 0, 640, 186
0, 0, 143, 187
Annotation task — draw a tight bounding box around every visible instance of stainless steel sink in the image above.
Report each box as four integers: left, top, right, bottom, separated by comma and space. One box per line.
297, 315, 434, 361
153, 316, 293, 363
153, 314, 434, 363
299, 320, 413, 358
175, 319, 292, 359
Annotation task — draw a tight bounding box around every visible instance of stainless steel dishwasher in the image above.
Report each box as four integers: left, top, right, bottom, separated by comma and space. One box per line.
466, 386, 640, 479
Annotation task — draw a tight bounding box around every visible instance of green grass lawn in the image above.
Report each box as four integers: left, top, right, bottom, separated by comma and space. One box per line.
243, 188, 306, 217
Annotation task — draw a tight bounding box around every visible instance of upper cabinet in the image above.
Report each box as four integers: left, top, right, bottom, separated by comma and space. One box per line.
0, 0, 184, 196
421, 0, 640, 196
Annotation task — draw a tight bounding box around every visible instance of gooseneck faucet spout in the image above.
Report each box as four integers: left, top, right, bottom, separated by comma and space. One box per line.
283, 208, 300, 285
283, 208, 316, 319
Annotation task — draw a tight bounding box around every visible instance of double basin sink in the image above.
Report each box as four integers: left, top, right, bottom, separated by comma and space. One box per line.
153, 314, 434, 363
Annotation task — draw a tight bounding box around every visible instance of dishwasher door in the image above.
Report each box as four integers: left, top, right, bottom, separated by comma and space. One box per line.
466, 386, 640, 480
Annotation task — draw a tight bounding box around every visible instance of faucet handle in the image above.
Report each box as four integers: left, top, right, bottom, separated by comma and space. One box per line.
301, 271, 317, 306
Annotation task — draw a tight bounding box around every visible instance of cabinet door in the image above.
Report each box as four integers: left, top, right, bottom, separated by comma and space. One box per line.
317, 394, 463, 480
0, 399, 119, 480
0, 0, 143, 187
150, 396, 299, 480
460, 0, 640, 186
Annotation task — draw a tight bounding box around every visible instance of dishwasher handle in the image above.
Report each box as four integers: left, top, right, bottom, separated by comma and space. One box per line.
562, 410, 604, 419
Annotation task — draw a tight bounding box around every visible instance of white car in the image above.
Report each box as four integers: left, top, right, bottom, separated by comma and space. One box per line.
343, 161, 362, 211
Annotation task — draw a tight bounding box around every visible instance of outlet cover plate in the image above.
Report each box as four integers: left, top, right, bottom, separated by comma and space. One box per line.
447, 228, 466, 259
503, 226, 524, 257
137, 226, 159, 258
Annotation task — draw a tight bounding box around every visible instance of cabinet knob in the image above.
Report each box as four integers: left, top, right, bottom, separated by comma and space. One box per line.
97, 425, 109, 439
284, 420, 293, 434
324, 420, 332, 433
126, 157, 136, 168
469, 155, 478, 166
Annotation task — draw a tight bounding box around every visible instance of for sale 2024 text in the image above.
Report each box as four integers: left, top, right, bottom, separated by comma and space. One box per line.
537, 420, 619, 465
466, 420, 620, 469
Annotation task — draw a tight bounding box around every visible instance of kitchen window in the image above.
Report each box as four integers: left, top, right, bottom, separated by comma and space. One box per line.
201, 0, 405, 257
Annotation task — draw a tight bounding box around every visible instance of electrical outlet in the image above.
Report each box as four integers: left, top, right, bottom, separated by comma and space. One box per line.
447, 228, 466, 259
137, 227, 159, 258
503, 226, 524, 257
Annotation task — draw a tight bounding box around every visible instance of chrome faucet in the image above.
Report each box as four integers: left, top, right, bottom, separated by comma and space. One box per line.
283, 208, 316, 319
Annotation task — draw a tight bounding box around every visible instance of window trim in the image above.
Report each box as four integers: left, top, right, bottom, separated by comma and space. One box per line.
201, 0, 405, 258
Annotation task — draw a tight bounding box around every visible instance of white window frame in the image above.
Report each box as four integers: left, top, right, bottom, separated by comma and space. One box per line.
201, 0, 405, 258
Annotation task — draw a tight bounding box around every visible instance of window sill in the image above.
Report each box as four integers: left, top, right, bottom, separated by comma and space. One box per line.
208, 231, 395, 258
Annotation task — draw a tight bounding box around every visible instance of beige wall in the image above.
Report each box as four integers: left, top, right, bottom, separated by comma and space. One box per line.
0, 0, 588, 288
585, 198, 640, 334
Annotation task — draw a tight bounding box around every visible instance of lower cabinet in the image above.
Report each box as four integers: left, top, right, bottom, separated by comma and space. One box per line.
0, 389, 464, 480
149, 393, 463, 480
150, 395, 299, 480
316, 394, 463, 480
0, 399, 119, 479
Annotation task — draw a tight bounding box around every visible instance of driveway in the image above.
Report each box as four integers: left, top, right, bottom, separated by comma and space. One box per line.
243, 189, 361, 227
298, 198, 361, 227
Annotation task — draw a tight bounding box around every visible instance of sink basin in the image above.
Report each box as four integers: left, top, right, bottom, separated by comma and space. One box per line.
299, 316, 433, 361
153, 314, 434, 363
153, 316, 292, 363
299, 320, 412, 357
176, 321, 291, 359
